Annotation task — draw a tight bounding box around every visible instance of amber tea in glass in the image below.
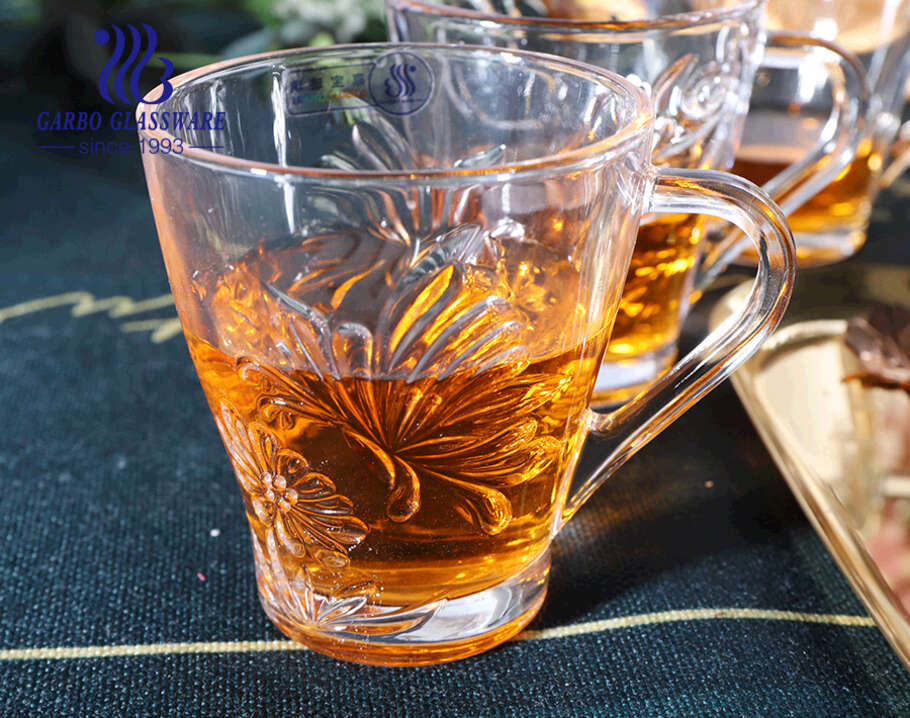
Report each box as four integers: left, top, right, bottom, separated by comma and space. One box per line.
139, 43, 794, 666
733, 137, 881, 265
601, 213, 706, 384
187, 239, 605, 612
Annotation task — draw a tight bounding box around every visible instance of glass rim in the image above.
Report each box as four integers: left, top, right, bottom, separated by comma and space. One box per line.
385, 0, 766, 31
136, 42, 652, 182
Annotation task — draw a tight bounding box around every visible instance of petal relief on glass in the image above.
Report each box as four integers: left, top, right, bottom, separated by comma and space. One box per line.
226, 255, 566, 534
212, 401, 367, 567
204, 208, 573, 536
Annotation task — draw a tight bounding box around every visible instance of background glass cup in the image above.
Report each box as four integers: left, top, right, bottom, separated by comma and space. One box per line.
730, 0, 910, 265
139, 43, 794, 666
387, 0, 866, 404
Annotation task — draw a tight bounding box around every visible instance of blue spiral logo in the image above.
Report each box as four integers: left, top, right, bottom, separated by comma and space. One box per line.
383, 63, 417, 99
94, 24, 174, 105
368, 52, 433, 116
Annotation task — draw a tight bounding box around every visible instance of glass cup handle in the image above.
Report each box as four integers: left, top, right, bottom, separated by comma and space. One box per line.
559, 168, 795, 528
697, 31, 868, 289
879, 121, 910, 188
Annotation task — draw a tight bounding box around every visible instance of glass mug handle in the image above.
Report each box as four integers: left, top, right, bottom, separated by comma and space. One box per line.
560, 169, 795, 527
879, 121, 910, 188
698, 31, 868, 288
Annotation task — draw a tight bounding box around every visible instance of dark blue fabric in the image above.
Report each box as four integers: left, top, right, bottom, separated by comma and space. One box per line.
1, 91, 909, 717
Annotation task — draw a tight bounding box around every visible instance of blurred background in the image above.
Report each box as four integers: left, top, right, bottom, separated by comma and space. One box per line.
0, 0, 387, 111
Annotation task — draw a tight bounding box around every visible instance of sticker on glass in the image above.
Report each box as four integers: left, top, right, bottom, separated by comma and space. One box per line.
284, 52, 433, 117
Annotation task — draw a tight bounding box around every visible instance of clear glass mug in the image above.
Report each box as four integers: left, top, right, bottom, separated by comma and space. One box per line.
138, 43, 794, 666
387, 0, 866, 404
729, 0, 910, 265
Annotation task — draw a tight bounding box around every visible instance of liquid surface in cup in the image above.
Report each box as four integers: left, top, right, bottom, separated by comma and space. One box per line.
184, 237, 607, 618
605, 213, 705, 359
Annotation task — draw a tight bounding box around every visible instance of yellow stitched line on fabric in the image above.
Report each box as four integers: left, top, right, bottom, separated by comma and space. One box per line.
0, 640, 302, 661
0, 609, 876, 662
514, 608, 875, 641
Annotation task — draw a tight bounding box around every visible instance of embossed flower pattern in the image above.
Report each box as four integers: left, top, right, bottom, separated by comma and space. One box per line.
235, 256, 567, 536
202, 117, 575, 538
213, 401, 367, 567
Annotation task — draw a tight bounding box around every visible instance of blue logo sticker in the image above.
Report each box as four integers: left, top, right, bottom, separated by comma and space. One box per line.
368, 52, 432, 116
284, 52, 433, 117
94, 24, 174, 105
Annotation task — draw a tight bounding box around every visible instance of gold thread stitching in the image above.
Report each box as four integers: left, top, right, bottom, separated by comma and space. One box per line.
0, 609, 875, 662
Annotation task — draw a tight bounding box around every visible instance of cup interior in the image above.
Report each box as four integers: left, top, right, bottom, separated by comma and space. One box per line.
145, 44, 648, 175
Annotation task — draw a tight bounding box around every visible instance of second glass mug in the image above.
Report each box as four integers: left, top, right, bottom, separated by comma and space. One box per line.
731, 0, 910, 265
387, 0, 866, 404
139, 43, 794, 665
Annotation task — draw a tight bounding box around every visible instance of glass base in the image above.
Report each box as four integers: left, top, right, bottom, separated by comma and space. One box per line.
591, 344, 676, 408
258, 549, 551, 666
